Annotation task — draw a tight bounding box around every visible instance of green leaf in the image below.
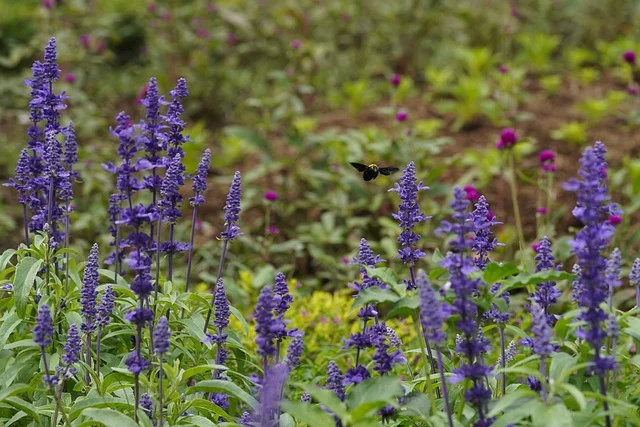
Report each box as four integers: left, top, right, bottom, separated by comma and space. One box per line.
400, 393, 430, 418
3, 396, 41, 426
178, 415, 218, 427
82, 408, 138, 427
281, 401, 336, 427
69, 397, 134, 420
183, 364, 228, 380
294, 383, 348, 419
385, 294, 420, 319
353, 287, 401, 309
558, 383, 587, 411
487, 389, 537, 417
184, 398, 233, 422
0, 249, 16, 270
98, 269, 128, 287
224, 126, 271, 155
549, 352, 577, 381
229, 305, 249, 335
365, 267, 402, 291
482, 262, 520, 285
498, 270, 574, 296
428, 267, 447, 281
187, 380, 258, 410
13, 257, 43, 319
0, 384, 32, 402
346, 376, 403, 420
0, 312, 22, 352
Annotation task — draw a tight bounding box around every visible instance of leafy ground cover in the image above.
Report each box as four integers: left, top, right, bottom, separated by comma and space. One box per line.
1, 1, 640, 426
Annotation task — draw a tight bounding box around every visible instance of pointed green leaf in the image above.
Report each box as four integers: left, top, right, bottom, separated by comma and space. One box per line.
0, 312, 22, 352
281, 401, 336, 427
82, 408, 138, 427
187, 380, 258, 410
13, 257, 43, 318
483, 262, 520, 285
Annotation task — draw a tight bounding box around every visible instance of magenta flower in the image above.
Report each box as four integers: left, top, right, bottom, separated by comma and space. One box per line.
628, 86, 638, 95
536, 207, 548, 215
498, 64, 509, 74
463, 185, 480, 201
623, 50, 636, 66
390, 74, 401, 87
65, 73, 76, 84
291, 39, 301, 49
395, 111, 408, 122
608, 215, 622, 225
532, 242, 542, 252
264, 190, 278, 201
539, 149, 556, 172
496, 128, 518, 149
267, 226, 279, 235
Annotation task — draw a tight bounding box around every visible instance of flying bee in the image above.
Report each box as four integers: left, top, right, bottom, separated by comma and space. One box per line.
350, 162, 399, 181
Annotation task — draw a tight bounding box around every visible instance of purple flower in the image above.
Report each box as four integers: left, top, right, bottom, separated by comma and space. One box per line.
326, 360, 345, 401
497, 341, 517, 367
417, 270, 445, 345
124, 307, 154, 327
125, 352, 149, 375
190, 149, 211, 207
43, 38, 60, 81
370, 323, 405, 375
389, 162, 430, 277
631, 259, 640, 308
343, 365, 371, 386
267, 225, 279, 235
608, 215, 622, 225
213, 278, 230, 336
154, 316, 171, 354
264, 190, 278, 201
539, 149, 556, 173
129, 253, 154, 298
290, 39, 301, 49
536, 207, 548, 215
343, 331, 373, 351
61, 324, 81, 366
464, 184, 480, 201
530, 302, 554, 359
395, 111, 408, 122
623, 50, 636, 65
605, 248, 622, 305
254, 286, 277, 359
471, 195, 502, 270
301, 392, 311, 403
563, 141, 621, 376
257, 363, 288, 424
220, 171, 242, 240
34, 304, 54, 347
496, 128, 517, 149
531, 236, 561, 325
571, 264, 583, 304
284, 332, 304, 369
273, 272, 293, 316
158, 153, 184, 223
97, 286, 115, 327
81, 243, 100, 334
390, 74, 401, 87
140, 393, 153, 419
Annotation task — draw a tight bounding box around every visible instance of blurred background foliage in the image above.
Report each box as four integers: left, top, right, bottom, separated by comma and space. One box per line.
1, 0, 640, 309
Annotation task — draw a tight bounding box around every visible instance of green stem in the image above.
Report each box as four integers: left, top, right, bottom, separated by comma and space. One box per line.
158, 355, 164, 427
507, 152, 526, 265
414, 317, 436, 414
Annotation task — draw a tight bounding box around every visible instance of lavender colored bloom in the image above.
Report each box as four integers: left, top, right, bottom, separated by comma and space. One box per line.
526, 376, 541, 392
531, 236, 561, 325
124, 307, 154, 327
389, 162, 430, 288
326, 361, 346, 401
62, 122, 77, 171
417, 270, 445, 344
571, 264, 583, 304
81, 243, 100, 334
631, 259, 640, 308
97, 286, 115, 327
257, 363, 288, 424
154, 316, 171, 354
43, 38, 60, 81
497, 341, 517, 367
563, 142, 621, 375
605, 248, 622, 306
254, 286, 277, 358
34, 304, 54, 347
4, 148, 32, 205
343, 365, 371, 386
239, 412, 252, 425
125, 352, 149, 375
140, 393, 153, 419
190, 149, 211, 207
370, 323, 405, 375
105, 112, 142, 199
439, 187, 492, 424
284, 332, 304, 369
343, 331, 372, 351
213, 278, 230, 335
385, 326, 402, 349
273, 272, 293, 316
220, 171, 242, 240
301, 392, 311, 403
471, 196, 502, 270
61, 324, 81, 366
163, 79, 189, 165
129, 253, 154, 298
158, 153, 184, 224
350, 238, 387, 296
530, 302, 554, 358
140, 77, 164, 191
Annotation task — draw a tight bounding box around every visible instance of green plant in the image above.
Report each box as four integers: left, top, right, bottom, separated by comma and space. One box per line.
551, 121, 589, 145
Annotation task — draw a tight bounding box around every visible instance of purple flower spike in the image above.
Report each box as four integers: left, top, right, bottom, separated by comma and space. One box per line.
34, 304, 54, 348
530, 302, 554, 359
62, 324, 81, 366
125, 352, 149, 375
343, 364, 371, 386
605, 248, 622, 308
257, 363, 288, 424
190, 149, 211, 207
213, 279, 230, 334
81, 243, 100, 334
471, 195, 502, 270
531, 236, 560, 325
273, 272, 293, 316
43, 38, 61, 81
220, 171, 242, 240
326, 360, 346, 401
140, 393, 153, 419
630, 259, 640, 308
563, 142, 621, 377
284, 332, 304, 369
417, 270, 445, 345
370, 323, 405, 375
97, 286, 115, 327
389, 162, 430, 285
254, 286, 277, 359
158, 153, 185, 224
154, 316, 171, 354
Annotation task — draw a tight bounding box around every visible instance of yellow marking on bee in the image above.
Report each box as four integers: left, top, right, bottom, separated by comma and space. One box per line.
368, 163, 377, 168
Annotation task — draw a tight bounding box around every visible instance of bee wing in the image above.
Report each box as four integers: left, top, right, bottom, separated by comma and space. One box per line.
350, 162, 368, 172
379, 167, 400, 176
363, 168, 378, 181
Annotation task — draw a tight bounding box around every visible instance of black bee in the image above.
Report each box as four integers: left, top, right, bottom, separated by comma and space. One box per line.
350, 162, 399, 181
